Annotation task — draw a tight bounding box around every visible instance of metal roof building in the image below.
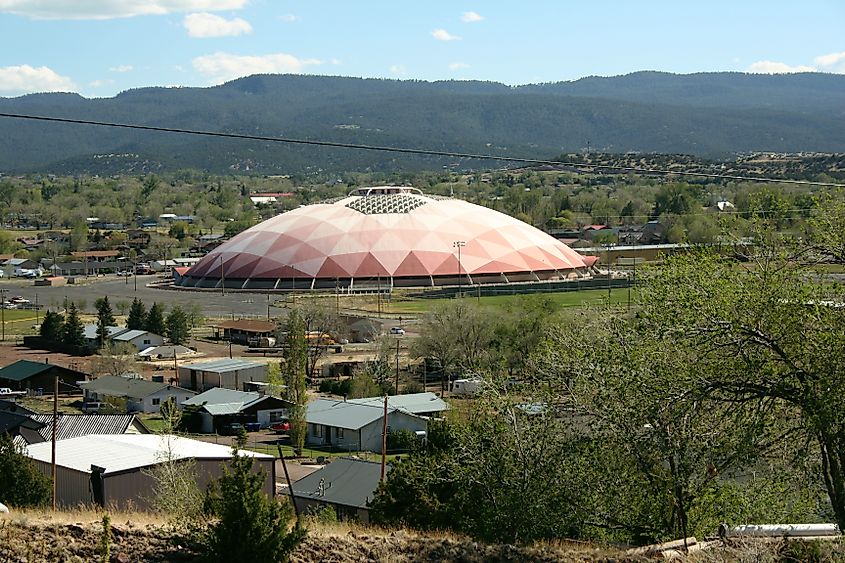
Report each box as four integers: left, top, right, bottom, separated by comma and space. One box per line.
182, 387, 291, 433
347, 392, 448, 417
289, 457, 387, 522
177, 358, 268, 392
79, 375, 196, 414
306, 399, 427, 453
0, 360, 88, 392
27, 434, 275, 509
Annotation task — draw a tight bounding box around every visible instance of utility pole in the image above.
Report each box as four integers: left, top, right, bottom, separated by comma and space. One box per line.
0, 289, 7, 342
380, 395, 388, 482
453, 241, 465, 298
51, 374, 58, 511
395, 337, 400, 395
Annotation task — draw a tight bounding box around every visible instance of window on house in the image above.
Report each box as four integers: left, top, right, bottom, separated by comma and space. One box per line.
143, 339, 151, 345
313, 425, 322, 438
337, 428, 344, 439
152, 398, 161, 406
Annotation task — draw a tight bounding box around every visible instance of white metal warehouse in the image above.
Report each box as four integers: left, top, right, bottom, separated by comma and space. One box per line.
177, 358, 268, 391
27, 434, 275, 509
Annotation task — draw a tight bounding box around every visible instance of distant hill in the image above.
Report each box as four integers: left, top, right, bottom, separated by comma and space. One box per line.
0, 72, 843, 175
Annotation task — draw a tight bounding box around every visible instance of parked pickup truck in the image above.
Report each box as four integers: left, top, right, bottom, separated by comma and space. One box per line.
0, 387, 26, 397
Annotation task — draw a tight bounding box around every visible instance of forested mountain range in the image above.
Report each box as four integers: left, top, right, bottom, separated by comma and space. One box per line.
0, 71, 843, 175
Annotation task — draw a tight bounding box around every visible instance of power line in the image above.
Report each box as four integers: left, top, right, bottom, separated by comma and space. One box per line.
0, 111, 843, 188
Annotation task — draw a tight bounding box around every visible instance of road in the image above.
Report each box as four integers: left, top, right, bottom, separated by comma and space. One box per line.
1, 275, 287, 318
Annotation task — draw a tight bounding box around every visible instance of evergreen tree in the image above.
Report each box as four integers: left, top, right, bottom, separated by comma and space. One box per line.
204, 445, 305, 562
283, 310, 308, 454
0, 433, 52, 507
145, 302, 166, 336
39, 310, 65, 344
62, 303, 86, 354
165, 305, 190, 345
126, 298, 147, 330
95, 296, 116, 347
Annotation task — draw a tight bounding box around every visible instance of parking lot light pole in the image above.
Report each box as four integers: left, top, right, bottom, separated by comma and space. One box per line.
453, 241, 465, 297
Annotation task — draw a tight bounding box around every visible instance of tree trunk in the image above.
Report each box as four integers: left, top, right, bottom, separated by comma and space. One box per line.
818, 430, 845, 530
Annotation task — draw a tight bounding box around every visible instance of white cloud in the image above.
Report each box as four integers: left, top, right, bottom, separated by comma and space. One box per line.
330, 58, 342, 65
109, 64, 133, 72
431, 28, 461, 41
89, 79, 114, 87
279, 13, 297, 22
460, 11, 483, 23
184, 12, 251, 37
747, 60, 815, 74
0, 64, 76, 96
815, 51, 845, 72
0, 0, 247, 20
389, 64, 407, 76
192, 52, 321, 83
449, 62, 470, 70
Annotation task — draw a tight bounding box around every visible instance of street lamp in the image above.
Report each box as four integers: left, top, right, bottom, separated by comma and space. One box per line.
452, 241, 466, 297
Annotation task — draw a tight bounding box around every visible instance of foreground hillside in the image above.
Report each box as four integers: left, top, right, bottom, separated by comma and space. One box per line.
1, 72, 844, 174
2, 510, 843, 562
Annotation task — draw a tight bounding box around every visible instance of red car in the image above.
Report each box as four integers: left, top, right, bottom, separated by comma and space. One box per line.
271, 421, 290, 433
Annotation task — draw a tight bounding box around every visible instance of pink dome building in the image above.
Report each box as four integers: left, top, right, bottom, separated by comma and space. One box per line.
179, 187, 596, 291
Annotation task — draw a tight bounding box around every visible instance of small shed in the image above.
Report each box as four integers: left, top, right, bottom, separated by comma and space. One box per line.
178, 358, 268, 392
27, 434, 275, 509
289, 458, 387, 523
0, 360, 88, 393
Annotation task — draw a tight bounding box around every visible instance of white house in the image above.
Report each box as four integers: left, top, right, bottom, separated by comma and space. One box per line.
83, 325, 164, 352
305, 398, 428, 453
79, 375, 196, 414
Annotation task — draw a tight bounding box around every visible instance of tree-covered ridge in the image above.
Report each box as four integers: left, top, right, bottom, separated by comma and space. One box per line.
1, 72, 844, 174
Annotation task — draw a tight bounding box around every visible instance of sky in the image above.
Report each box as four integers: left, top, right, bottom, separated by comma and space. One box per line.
0, 0, 844, 98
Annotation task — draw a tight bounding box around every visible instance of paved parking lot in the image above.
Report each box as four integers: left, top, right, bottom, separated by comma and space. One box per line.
1, 275, 286, 318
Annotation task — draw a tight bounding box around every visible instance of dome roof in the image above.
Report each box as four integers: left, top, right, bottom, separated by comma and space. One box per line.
180, 187, 593, 290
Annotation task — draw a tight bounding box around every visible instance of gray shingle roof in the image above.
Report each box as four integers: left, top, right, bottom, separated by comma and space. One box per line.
290, 457, 388, 509
79, 375, 184, 400
306, 399, 421, 430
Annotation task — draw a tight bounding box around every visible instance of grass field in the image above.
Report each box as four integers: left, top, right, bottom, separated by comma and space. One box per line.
336, 287, 637, 316
0, 308, 40, 336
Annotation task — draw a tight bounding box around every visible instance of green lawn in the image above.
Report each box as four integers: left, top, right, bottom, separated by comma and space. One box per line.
357, 288, 637, 315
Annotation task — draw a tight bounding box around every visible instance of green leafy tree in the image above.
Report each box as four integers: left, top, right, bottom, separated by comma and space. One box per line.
0, 433, 51, 507
39, 310, 65, 343
62, 302, 86, 354
283, 310, 308, 454
165, 305, 191, 345
126, 298, 147, 330
95, 296, 116, 347
203, 447, 305, 562
145, 302, 166, 336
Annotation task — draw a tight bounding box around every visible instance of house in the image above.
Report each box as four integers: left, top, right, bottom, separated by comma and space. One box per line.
181, 388, 292, 433
212, 319, 278, 345
26, 434, 274, 509
342, 316, 383, 343
79, 375, 196, 414
177, 358, 268, 392
305, 398, 428, 453
347, 392, 449, 418
0, 360, 88, 393
0, 412, 45, 443
289, 458, 387, 523
82, 325, 164, 351
16, 413, 150, 445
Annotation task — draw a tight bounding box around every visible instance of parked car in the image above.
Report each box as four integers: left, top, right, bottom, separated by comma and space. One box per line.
244, 422, 261, 432
271, 420, 291, 433
81, 402, 107, 414
220, 422, 244, 435
390, 327, 406, 335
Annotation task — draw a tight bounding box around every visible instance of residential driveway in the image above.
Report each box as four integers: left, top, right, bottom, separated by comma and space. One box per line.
3, 276, 287, 318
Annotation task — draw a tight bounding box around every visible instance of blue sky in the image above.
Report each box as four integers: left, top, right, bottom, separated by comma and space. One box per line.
1, 0, 844, 98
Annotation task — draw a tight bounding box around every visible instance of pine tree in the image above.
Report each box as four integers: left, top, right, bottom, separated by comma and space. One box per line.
62, 302, 86, 355
165, 305, 190, 345
95, 296, 116, 347
0, 434, 51, 507
126, 298, 146, 330
39, 310, 65, 344
204, 445, 305, 562
145, 302, 166, 336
